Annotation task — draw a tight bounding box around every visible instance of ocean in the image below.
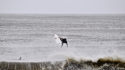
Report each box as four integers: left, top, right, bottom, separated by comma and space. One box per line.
0, 14, 125, 70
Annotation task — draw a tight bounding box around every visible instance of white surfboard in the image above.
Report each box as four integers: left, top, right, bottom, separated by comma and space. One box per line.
54, 34, 62, 46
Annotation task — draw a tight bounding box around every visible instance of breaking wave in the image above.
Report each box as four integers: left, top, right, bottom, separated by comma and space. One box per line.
0, 56, 125, 70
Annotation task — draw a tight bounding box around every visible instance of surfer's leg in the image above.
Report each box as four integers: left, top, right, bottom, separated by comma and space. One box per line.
61, 42, 63, 48
66, 43, 68, 47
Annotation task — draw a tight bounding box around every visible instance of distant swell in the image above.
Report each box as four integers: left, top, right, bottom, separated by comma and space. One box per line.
0, 56, 125, 70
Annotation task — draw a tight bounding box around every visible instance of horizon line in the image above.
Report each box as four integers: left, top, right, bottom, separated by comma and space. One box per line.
0, 13, 125, 15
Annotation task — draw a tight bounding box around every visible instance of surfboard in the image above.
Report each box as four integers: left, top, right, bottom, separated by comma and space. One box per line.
54, 34, 62, 46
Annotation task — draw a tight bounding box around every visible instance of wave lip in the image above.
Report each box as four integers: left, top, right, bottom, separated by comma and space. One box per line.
63, 56, 125, 70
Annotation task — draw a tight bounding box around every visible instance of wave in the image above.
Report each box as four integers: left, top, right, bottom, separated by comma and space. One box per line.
64, 56, 125, 70
0, 56, 125, 70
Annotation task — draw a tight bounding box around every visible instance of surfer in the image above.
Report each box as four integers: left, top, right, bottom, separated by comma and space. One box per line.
54, 34, 68, 48
59, 37, 68, 47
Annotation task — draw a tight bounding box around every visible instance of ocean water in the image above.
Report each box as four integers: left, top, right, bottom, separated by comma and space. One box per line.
0, 14, 125, 70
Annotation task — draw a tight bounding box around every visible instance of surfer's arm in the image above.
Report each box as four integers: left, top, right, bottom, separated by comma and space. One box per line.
59, 37, 63, 39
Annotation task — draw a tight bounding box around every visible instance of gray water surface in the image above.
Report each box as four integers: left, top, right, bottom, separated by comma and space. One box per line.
0, 14, 125, 62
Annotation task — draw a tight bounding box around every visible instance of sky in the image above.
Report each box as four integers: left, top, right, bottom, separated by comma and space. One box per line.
0, 0, 125, 14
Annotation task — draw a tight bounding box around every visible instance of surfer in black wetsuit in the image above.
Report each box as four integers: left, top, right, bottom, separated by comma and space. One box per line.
59, 37, 68, 47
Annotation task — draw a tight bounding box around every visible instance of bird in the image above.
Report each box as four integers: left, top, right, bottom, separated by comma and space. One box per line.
19, 57, 21, 60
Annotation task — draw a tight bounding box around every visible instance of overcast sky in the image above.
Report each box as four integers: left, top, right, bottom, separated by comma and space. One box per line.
0, 0, 125, 14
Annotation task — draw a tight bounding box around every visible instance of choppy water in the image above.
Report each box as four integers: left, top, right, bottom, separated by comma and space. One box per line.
0, 14, 125, 69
